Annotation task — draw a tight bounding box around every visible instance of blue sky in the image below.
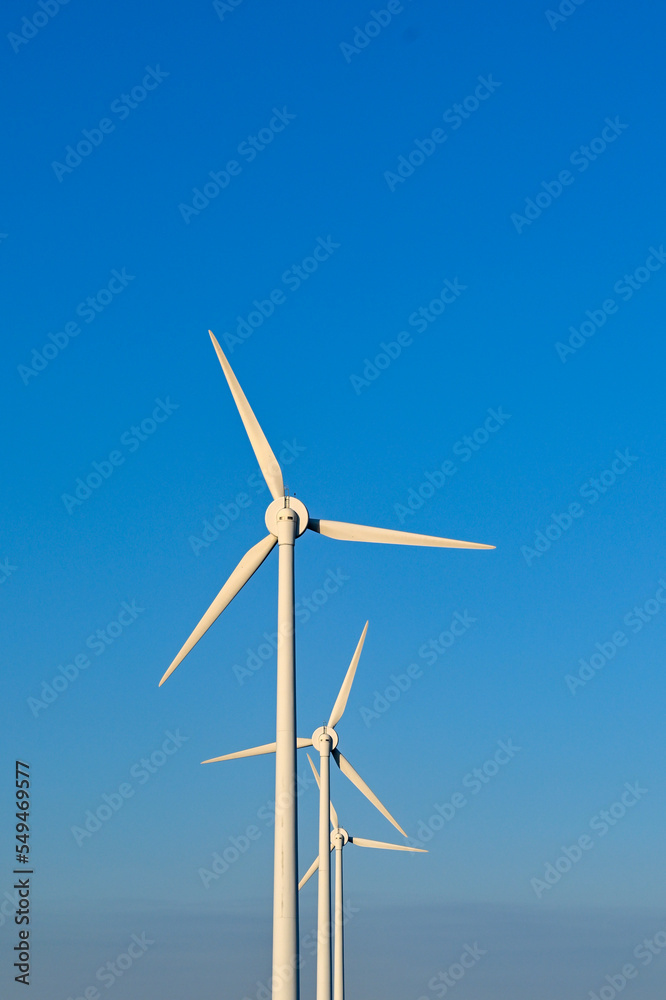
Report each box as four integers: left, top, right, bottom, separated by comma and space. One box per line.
2, 0, 666, 997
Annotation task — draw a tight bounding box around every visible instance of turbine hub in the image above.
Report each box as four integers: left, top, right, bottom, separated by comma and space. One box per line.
331, 828, 348, 847
265, 496, 309, 537
311, 725, 338, 752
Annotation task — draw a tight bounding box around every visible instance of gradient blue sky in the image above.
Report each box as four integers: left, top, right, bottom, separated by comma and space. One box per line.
2, 0, 666, 997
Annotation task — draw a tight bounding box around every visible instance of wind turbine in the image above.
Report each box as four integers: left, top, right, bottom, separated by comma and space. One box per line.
158, 331, 494, 1000
202, 620, 408, 1000
301, 756, 427, 1000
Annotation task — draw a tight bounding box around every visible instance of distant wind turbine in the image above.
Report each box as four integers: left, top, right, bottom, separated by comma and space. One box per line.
301, 756, 427, 1000
159, 331, 493, 1000
203, 620, 407, 1000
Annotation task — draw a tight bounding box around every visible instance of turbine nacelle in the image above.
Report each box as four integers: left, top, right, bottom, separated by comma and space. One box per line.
265, 496, 309, 537
311, 726, 339, 753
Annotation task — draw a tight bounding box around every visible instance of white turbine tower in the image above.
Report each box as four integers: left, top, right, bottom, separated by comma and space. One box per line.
301, 756, 427, 1000
202, 620, 408, 1000
159, 331, 494, 1000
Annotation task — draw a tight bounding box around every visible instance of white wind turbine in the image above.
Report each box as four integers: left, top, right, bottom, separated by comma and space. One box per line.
301, 756, 427, 1000
159, 331, 494, 1000
202, 620, 408, 1000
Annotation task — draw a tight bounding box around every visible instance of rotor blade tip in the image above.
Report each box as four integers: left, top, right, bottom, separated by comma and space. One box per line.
208, 329, 225, 355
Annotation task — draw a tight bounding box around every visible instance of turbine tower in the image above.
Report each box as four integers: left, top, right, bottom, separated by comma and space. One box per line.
159, 331, 493, 1000
203, 621, 407, 1000
301, 757, 427, 1000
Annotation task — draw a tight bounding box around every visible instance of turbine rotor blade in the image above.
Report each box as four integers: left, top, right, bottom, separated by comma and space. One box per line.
332, 749, 407, 838
327, 621, 369, 729
159, 533, 277, 686
309, 755, 340, 828
349, 836, 427, 853
307, 754, 320, 788
308, 519, 494, 550
201, 742, 277, 764
330, 797, 339, 831
299, 845, 334, 890
204, 736, 311, 764
209, 331, 284, 500
298, 856, 319, 890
